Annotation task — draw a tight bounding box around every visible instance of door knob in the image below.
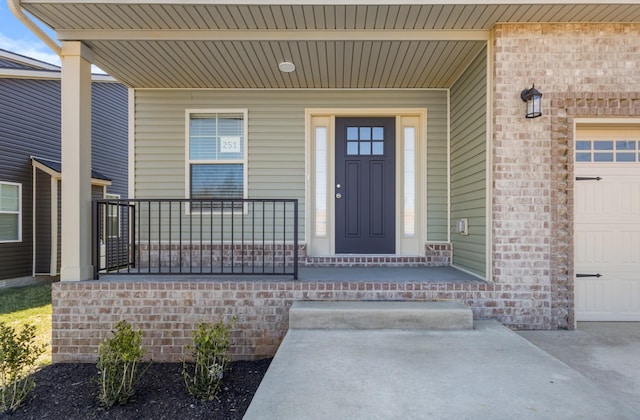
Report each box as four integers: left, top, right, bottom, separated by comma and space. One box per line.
336, 193, 342, 199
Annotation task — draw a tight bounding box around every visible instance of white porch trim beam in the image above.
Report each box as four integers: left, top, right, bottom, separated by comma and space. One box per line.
0, 68, 116, 81
56, 29, 490, 42
60, 41, 94, 281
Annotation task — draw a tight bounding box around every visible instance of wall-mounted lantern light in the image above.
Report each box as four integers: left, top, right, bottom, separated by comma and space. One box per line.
520, 84, 542, 118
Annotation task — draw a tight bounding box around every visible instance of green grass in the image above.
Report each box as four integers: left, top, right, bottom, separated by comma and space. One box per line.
0, 283, 53, 366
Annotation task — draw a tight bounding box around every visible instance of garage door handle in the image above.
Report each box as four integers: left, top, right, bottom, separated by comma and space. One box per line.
576, 273, 602, 278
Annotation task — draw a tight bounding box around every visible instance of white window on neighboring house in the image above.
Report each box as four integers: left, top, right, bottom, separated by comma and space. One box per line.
186, 110, 247, 210
105, 193, 120, 239
0, 182, 21, 242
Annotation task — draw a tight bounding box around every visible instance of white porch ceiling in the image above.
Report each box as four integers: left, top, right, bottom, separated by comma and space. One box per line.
19, 2, 640, 89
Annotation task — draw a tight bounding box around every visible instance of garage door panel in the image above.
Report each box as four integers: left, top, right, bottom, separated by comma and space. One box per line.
575, 228, 640, 266
621, 231, 640, 263
576, 179, 640, 219
575, 133, 640, 321
576, 280, 640, 321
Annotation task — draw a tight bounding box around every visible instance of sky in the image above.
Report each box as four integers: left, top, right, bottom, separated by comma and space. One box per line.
0, 3, 61, 66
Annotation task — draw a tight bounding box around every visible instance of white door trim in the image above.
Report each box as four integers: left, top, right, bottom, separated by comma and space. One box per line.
305, 108, 427, 257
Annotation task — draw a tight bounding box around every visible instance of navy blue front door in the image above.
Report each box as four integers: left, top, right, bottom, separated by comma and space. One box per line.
335, 117, 395, 254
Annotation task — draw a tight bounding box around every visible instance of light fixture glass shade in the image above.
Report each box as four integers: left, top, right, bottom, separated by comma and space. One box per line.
278, 61, 295, 73
521, 84, 542, 118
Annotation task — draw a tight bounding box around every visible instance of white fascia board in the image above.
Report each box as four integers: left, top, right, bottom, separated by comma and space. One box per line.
0, 67, 117, 81
31, 159, 62, 179
31, 158, 112, 186
57, 29, 490, 42
0, 49, 60, 71
0, 69, 61, 79
91, 178, 112, 187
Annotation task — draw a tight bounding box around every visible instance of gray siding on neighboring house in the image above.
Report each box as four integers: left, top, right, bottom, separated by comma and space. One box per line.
0, 79, 60, 280
0, 76, 128, 281
135, 89, 449, 242
34, 168, 52, 274
449, 47, 487, 277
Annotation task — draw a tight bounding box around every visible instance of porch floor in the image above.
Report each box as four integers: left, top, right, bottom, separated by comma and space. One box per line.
97, 266, 482, 283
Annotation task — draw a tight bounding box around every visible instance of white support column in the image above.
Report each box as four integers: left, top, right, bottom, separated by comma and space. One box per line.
60, 41, 94, 281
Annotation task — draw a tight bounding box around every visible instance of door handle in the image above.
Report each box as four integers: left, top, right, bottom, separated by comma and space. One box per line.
336, 193, 342, 199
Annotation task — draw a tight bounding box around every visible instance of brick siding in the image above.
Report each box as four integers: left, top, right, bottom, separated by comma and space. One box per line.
493, 23, 640, 329
52, 279, 549, 363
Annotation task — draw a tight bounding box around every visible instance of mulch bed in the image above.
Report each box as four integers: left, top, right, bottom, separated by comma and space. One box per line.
2, 359, 271, 420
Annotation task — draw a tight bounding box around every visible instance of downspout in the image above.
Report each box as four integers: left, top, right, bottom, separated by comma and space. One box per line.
8, 0, 61, 57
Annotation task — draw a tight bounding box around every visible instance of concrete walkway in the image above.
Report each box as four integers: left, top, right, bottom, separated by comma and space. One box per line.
245, 321, 639, 419
518, 322, 640, 414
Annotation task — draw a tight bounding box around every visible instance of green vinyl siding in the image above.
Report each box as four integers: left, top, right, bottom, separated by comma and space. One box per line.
450, 47, 487, 278
134, 89, 448, 241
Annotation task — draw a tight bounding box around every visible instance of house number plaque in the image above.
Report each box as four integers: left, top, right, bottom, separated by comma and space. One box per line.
220, 136, 241, 153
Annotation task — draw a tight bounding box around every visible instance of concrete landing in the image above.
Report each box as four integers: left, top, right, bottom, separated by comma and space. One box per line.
289, 301, 473, 330
245, 321, 638, 419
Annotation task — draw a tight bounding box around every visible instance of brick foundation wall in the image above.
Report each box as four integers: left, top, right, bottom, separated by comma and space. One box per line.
134, 242, 452, 269
52, 279, 550, 363
493, 23, 640, 329
424, 243, 452, 266
303, 243, 451, 267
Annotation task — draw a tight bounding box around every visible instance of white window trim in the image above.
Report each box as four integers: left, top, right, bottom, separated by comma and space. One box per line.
105, 193, 121, 239
0, 181, 22, 243
184, 109, 248, 213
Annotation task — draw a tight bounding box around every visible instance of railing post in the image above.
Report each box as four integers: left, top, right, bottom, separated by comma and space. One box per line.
92, 200, 99, 280
129, 203, 136, 269
293, 200, 298, 280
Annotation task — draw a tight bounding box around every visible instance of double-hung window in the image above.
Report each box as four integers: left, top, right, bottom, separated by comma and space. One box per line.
187, 110, 247, 210
0, 182, 21, 242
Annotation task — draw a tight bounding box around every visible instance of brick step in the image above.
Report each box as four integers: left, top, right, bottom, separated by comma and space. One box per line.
303, 256, 428, 267
289, 301, 473, 330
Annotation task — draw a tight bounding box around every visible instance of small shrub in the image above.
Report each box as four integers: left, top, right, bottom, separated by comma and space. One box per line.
0, 323, 45, 413
182, 317, 235, 400
97, 320, 149, 408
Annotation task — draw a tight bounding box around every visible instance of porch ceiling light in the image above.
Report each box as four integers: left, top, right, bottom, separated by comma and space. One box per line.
521, 84, 543, 118
278, 61, 295, 73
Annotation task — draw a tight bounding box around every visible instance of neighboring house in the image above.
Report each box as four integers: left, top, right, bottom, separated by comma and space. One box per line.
0, 49, 128, 287
11, 1, 640, 362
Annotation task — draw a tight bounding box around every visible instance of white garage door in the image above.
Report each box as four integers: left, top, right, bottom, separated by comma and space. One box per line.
575, 131, 640, 321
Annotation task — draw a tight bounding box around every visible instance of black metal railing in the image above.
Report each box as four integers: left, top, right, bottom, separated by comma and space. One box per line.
92, 198, 298, 279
